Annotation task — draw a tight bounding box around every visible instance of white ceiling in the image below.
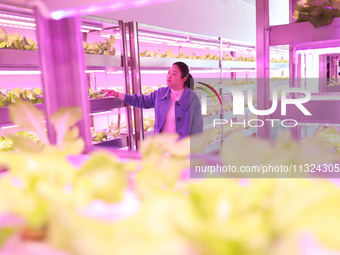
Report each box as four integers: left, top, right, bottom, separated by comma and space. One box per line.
98, 0, 289, 43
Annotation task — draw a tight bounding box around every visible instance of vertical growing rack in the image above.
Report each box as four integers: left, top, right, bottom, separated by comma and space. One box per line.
0, 2, 289, 154
257, 0, 340, 141
0, 5, 135, 150
127, 22, 288, 153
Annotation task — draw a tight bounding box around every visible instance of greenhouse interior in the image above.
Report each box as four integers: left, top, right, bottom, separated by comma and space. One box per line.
1, 0, 340, 254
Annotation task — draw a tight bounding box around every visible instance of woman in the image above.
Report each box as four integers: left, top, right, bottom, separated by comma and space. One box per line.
103, 62, 203, 138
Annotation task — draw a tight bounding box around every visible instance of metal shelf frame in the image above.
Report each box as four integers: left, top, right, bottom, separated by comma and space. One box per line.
257, 0, 340, 140
132, 21, 289, 151
0, 3, 289, 152
0, 98, 125, 126
0, 50, 123, 69
0, 8, 133, 150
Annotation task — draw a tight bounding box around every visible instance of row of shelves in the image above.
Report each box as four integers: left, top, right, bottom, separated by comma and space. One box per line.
0, 3, 289, 151
257, 1, 340, 139
270, 16, 340, 50
0, 98, 124, 126
203, 127, 257, 154
0, 49, 289, 69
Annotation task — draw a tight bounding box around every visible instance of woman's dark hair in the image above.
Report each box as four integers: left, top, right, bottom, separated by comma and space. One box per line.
173, 61, 194, 89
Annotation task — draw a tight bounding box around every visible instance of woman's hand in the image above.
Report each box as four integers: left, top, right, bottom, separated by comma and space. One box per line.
101, 89, 119, 98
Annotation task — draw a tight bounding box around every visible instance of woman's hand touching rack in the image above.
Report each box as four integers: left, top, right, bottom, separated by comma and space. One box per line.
101, 89, 119, 98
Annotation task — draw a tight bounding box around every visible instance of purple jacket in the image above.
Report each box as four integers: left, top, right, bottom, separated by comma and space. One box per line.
123, 86, 203, 138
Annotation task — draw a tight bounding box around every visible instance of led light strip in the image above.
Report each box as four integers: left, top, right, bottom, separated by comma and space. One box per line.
0, 70, 41, 75
1, 124, 19, 130
0, 23, 35, 30
85, 70, 106, 73
140, 70, 228, 74
0, 17, 102, 32
0, 18, 35, 27
297, 47, 340, 54
0, 70, 108, 75
89, 111, 112, 116
0, 69, 258, 75
82, 25, 102, 31
0, 14, 34, 21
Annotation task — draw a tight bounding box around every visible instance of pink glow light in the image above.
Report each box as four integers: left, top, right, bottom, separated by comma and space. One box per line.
0, 71, 41, 75
0, 18, 35, 27
0, 70, 108, 75
0, 17, 103, 32
1, 125, 19, 130
0, 23, 36, 30
0, 14, 35, 22
297, 47, 340, 54
82, 25, 102, 31
134, 0, 150, 6
49, 0, 177, 20
89, 111, 112, 116
140, 70, 222, 74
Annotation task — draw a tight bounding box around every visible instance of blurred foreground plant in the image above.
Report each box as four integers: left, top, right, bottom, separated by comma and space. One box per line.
2, 101, 340, 255
0, 100, 135, 247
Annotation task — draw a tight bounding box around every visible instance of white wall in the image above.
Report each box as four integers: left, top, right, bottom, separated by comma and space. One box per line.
100, 0, 257, 43
99, 0, 289, 44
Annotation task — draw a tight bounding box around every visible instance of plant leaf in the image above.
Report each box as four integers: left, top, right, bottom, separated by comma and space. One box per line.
8, 135, 41, 153
8, 100, 49, 145
50, 106, 82, 146
76, 152, 131, 203
61, 127, 85, 155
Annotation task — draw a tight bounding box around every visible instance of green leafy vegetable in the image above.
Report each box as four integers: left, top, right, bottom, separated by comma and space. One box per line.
294, 0, 340, 27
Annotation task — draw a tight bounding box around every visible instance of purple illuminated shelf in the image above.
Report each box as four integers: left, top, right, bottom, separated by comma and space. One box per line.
325, 87, 340, 93
0, 49, 122, 68
89, 98, 124, 113
222, 61, 255, 69
0, 104, 44, 126
140, 57, 219, 69
0, 98, 124, 126
270, 18, 340, 49
0, 49, 39, 68
85, 54, 122, 68
93, 135, 128, 148
139, 57, 287, 70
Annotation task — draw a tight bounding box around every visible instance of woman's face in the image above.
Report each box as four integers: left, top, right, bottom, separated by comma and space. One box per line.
167, 65, 186, 89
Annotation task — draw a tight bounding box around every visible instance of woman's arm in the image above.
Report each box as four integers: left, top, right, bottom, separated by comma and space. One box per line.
102, 89, 156, 109
123, 92, 156, 109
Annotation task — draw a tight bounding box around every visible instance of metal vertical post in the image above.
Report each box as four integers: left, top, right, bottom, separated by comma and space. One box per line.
34, 9, 92, 150
230, 50, 236, 80
218, 37, 224, 147
128, 21, 144, 150
119, 21, 135, 150
290, 53, 301, 139
330, 56, 338, 81
304, 53, 307, 89
256, 0, 270, 139
289, 46, 297, 88
319, 55, 327, 92
336, 58, 339, 83
289, 0, 298, 88
289, 0, 301, 140
219, 37, 224, 83
296, 53, 302, 89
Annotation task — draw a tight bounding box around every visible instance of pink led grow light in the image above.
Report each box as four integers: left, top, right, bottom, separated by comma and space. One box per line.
0, 18, 35, 27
